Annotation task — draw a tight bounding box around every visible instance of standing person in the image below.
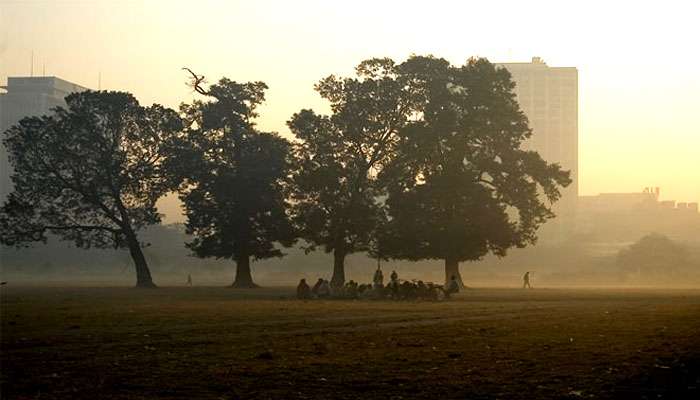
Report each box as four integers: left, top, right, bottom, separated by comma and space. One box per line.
186, 274, 193, 286
373, 266, 384, 289
297, 278, 311, 299
388, 270, 399, 299
447, 275, 460, 295
523, 271, 532, 289
312, 278, 324, 297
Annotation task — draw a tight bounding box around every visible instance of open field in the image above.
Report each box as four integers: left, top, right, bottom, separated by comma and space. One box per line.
2, 287, 700, 399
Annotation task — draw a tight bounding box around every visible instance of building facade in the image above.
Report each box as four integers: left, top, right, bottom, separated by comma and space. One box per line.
576, 188, 700, 243
0, 76, 88, 199
496, 57, 579, 237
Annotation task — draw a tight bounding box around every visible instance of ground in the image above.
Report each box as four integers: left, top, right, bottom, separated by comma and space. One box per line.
1, 287, 700, 399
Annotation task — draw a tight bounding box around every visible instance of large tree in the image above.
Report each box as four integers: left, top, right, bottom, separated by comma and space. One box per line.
288, 59, 412, 287
0, 91, 181, 287
379, 56, 571, 286
617, 233, 690, 281
171, 70, 295, 288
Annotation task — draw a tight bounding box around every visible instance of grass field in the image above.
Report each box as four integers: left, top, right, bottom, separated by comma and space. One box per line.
2, 286, 700, 399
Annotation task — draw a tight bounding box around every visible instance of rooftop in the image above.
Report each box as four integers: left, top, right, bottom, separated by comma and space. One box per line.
1, 76, 89, 95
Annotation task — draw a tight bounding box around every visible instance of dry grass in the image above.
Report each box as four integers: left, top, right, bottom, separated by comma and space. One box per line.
2, 286, 700, 399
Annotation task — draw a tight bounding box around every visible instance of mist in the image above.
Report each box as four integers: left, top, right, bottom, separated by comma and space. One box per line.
3, 212, 699, 288
3, 2, 700, 399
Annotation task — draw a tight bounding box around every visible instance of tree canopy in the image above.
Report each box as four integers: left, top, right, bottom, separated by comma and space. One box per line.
288, 58, 413, 287
378, 56, 571, 286
171, 72, 295, 288
0, 56, 573, 289
617, 233, 690, 281
0, 91, 181, 287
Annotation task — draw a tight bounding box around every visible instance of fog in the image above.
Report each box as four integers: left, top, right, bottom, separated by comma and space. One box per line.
3, 210, 699, 288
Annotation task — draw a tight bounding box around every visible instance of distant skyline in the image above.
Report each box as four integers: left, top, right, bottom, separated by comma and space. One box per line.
2, 0, 698, 208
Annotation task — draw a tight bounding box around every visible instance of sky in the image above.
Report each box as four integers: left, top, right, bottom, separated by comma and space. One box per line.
1, 0, 698, 221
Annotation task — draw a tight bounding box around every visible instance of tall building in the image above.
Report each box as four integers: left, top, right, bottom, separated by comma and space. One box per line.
0, 76, 88, 199
496, 57, 579, 237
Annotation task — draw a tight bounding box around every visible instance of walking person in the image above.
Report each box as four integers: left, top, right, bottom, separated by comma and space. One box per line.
523, 271, 532, 289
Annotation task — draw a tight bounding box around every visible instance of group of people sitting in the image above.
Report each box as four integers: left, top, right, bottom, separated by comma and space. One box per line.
296, 267, 461, 301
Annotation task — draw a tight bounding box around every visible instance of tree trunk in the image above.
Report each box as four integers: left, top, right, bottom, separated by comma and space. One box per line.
231, 254, 258, 288
126, 232, 156, 288
445, 257, 465, 288
330, 249, 346, 288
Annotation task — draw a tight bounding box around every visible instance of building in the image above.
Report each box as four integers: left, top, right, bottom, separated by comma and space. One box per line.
578, 187, 660, 213
576, 188, 700, 243
496, 57, 579, 237
0, 76, 88, 199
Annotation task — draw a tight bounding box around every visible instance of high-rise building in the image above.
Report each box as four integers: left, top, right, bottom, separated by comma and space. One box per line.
0, 76, 88, 199
496, 57, 578, 236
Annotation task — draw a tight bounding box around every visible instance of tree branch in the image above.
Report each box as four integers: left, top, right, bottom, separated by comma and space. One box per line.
44, 225, 121, 233
182, 67, 210, 96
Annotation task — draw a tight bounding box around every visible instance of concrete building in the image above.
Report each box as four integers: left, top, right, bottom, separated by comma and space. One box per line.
578, 187, 660, 213
496, 57, 578, 236
0, 76, 88, 199
576, 188, 700, 243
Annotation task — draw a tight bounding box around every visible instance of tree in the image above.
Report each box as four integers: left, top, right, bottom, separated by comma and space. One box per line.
171, 70, 295, 288
288, 59, 412, 287
617, 233, 689, 281
378, 56, 571, 287
0, 91, 181, 287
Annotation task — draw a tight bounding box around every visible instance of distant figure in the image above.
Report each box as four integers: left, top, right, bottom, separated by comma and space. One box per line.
312, 278, 324, 297
345, 280, 358, 299
318, 279, 331, 298
297, 278, 311, 299
390, 270, 398, 284
373, 267, 384, 289
186, 274, 193, 286
523, 271, 532, 289
446, 275, 460, 295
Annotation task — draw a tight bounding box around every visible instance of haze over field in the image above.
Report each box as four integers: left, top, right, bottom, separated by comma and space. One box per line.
1, 0, 698, 225
3, 3, 700, 400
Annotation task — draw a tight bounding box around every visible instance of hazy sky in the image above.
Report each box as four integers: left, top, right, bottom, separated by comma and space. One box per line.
1, 0, 698, 218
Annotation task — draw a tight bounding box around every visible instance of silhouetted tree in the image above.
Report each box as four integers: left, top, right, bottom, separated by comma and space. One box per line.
171, 70, 295, 288
0, 91, 181, 287
288, 59, 412, 287
617, 233, 689, 280
378, 56, 571, 287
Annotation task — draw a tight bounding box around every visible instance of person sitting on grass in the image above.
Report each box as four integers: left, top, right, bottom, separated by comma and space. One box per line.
311, 278, 324, 298
297, 278, 311, 300
399, 280, 416, 300
317, 279, 331, 298
358, 283, 372, 299
345, 280, 359, 299
426, 283, 441, 301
